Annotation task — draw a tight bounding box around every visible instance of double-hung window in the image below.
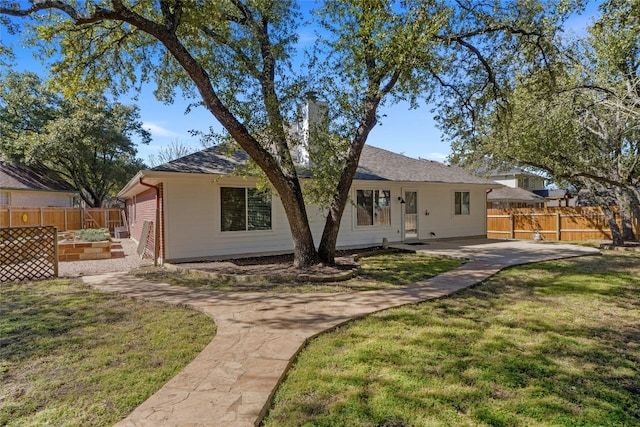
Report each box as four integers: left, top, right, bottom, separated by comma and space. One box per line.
221, 187, 272, 232
0, 191, 9, 206
356, 189, 391, 226
454, 191, 470, 215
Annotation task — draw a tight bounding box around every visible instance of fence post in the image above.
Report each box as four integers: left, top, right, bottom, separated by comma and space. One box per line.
510, 214, 515, 239
52, 226, 59, 277
64, 208, 68, 232
39, 207, 43, 226
8, 207, 11, 227
556, 213, 561, 241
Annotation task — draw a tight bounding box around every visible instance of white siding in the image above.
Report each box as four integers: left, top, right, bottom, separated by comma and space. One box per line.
6, 190, 74, 207
160, 175, 489, 262
163, 175, 292, 261
417, 185, 487, 239
492, 176, 518, 188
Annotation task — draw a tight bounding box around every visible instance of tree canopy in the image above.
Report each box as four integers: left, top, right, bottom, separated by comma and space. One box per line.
0, 71, 149, 207
0, 0, 581, 266
445, 0, 640, 243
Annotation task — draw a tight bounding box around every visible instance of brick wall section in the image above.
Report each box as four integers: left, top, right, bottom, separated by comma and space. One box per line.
125, 184, 164, 261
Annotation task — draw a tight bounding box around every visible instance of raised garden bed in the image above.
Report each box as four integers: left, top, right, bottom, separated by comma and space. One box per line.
58, 240, 112, 261
58, 229, 112, 262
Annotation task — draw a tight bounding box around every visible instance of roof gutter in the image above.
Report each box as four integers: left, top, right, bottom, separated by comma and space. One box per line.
139, 177, 161, 267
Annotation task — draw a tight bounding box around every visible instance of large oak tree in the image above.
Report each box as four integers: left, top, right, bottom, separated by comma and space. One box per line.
0, 0, 577, 266
0, 71, 149, 207
446, 0, 640, 245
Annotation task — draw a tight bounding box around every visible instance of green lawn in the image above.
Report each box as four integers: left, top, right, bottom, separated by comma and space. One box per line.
0, 278, 216, 426
263, 252, 640, 426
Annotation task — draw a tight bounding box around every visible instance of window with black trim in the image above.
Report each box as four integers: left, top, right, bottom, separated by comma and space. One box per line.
454, 191, 470, 215
221, 187, 272, 231
356, 189, 391, 226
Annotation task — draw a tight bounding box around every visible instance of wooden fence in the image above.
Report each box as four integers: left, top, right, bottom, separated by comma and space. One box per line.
0, 207, 123, 233
487, 207, 638, 241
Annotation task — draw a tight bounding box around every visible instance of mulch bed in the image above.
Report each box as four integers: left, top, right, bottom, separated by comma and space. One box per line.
172, 247, 390, 277
599, 241, 640, 252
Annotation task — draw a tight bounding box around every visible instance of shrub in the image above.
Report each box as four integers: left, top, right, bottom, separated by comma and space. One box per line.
76, 228, 110, 242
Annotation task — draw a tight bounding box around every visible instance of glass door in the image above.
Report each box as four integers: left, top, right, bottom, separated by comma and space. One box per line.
403, 190, 418, 240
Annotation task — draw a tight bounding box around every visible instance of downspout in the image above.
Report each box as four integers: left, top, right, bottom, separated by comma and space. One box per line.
139, 177, 161, 267
486, 188, 493, 207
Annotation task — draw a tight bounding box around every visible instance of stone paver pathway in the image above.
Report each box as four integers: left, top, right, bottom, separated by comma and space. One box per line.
82, 240, 599, 426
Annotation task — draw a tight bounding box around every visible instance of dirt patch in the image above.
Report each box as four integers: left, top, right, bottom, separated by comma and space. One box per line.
169, 248, 393, 278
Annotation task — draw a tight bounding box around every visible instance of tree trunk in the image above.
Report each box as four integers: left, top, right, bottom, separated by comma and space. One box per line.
625, 186, 640, 240
602, 205, 624, 246
277, 177, 319, 268
614, 188, 635, 241
318, 96, 381, 265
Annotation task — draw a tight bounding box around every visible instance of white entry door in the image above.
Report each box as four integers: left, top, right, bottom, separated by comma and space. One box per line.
403, 190, 418, 241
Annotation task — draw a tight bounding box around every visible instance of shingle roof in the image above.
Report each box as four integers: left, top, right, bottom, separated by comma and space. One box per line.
483, 166, 543, 178
151, 146, 249, 173
0, 161, 76, 192
150, 144, 497, 185
488, 186, 546, 202
355, 146, 497, 184
533, 189, 571, 199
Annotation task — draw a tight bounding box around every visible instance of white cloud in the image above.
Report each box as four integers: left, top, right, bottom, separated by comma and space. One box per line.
143, 121, 182, 138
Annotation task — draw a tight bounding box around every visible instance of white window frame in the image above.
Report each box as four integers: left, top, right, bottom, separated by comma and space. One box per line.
454, 191, 470, 216
355, 188, 392, 227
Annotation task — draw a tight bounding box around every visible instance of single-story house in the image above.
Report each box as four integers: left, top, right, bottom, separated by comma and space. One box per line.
118, 144, 501, 264
0, 160, 77, 207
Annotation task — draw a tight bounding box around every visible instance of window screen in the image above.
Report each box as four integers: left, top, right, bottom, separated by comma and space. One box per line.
221, 187, 272, 231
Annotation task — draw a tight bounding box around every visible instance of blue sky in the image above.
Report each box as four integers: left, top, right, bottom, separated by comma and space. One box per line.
1, 1, 601, 165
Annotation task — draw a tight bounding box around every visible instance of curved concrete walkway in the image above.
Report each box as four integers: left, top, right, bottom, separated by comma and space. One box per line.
82, 239, 599, 427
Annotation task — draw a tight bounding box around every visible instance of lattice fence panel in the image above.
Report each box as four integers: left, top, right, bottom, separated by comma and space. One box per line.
0, 226, 58, 282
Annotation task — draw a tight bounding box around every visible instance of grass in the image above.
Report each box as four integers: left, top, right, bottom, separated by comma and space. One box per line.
131, 252, 463, 293
0, 278, 216, 426
356, 253, 462, 286
262, 252, 640, 427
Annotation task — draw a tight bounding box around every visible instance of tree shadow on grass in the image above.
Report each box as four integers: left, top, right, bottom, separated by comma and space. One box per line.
265, 253, 640, 426
0, 279, 128, 362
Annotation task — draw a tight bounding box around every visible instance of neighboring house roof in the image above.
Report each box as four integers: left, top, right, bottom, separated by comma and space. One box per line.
488, 186, 546, 203
478, 165, 543, 179
533, 189, 571, 199
0, 161, 76, 193
488, 166, 532, 176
